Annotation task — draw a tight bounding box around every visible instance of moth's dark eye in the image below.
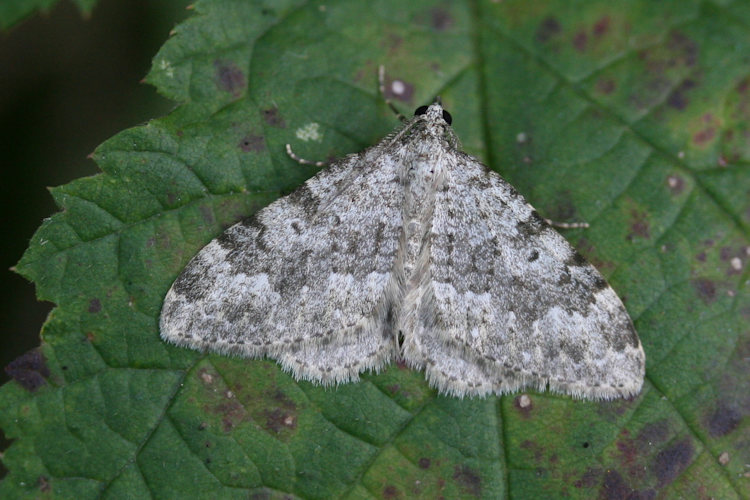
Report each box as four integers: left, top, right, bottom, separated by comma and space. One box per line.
442, 110, 453, 125
414, 105, 429, 116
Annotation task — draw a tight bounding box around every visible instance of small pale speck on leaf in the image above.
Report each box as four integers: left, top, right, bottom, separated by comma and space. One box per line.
391, 80, 407, 96
295, 122, 323, 142
730, 257, 742, 271
518, 394, 531, 408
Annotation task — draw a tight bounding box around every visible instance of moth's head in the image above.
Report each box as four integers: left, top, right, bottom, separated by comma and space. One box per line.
413, 100, 453, 126
411, 100, 459, 148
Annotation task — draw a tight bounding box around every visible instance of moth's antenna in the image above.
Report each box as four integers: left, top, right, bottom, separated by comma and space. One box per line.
378, 65, 407, 122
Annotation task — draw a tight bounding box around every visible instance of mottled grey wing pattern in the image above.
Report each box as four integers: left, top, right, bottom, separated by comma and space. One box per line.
407, 151, 645, 399
160, 151, 403, 383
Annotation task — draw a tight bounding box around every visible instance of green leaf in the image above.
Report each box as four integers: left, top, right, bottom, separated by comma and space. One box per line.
0, 0, 97, 30
3, 0, 750, 498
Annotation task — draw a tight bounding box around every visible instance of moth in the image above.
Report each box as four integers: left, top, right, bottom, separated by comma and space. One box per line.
160, 87, 645, 400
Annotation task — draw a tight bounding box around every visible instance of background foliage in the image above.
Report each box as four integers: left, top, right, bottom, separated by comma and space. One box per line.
2, 0, 749, 498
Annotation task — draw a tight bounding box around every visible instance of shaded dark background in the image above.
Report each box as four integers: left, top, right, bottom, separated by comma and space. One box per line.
0, 0, 189, 385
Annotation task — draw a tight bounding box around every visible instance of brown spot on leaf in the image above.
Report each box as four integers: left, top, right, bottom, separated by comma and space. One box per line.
418, 457, 431, 469
574, 468, 601, 488
636, 420, 669, 450
270, 388, 297, 410
536, 17, 561, 43
692, 127, 715, 145
88, 298, 102, 313
383, 485, 399, 499
616, 434, 638, 467
627, 209, 650, 240
214, 60, 246, 98
5, 350, 49, 392
599, 469, 639, 500
261, 107, 285, 128
239, 134, 265, 153
573, 31, 588, 52
430, 7, 453, 31
263, 408, 297, 433
666, 78, 697, 110
596, 78, 616, 94
453, 465, 481, 497
593, 16, 611, 37
666, 31, 698, 67
706, 404, 741, 437
214, 399, 247, 433
692, 278, 716, 303
37, 476, 51, 493
653, 438, 693, 486
666, 175, 685, 195
667, 92, 688, 110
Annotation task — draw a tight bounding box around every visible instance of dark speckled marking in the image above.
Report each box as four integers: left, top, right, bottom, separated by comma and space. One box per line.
557, 270, 572, 286
516, 212, 545, 237
430, 7, 454, 31
214, 60, 245, 98
561, 339, 584, 364
238, 134, 265, 152
593, 276, 607, 291
566, 250, 587, 267
706, 404, 741, 437
536, 16, 561, 43
37, 476, 51, 493
599, 470, 634, 500
530, 210, 546, 225
261, 106, 285, 127
653, 438, 693, 486
528, 250, 539, 262
383, 485, 399, 499
170, 258, 212, 302
453, 465, 481, 497
285, 184, 320, 213
692, 278, 716, 303
5, 349, 49, 392
88, 298, 102, 313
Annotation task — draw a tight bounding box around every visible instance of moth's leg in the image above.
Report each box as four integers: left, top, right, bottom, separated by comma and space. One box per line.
378, 65, 407, 122
544, 218, 589, 229
285, 143, 328, 168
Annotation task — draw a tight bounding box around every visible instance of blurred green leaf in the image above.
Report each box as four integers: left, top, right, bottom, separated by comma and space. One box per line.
0, 0, 97, 30
3, 0, 749, 498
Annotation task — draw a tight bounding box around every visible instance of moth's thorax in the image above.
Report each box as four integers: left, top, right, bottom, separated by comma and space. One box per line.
399, 135, 449, 282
